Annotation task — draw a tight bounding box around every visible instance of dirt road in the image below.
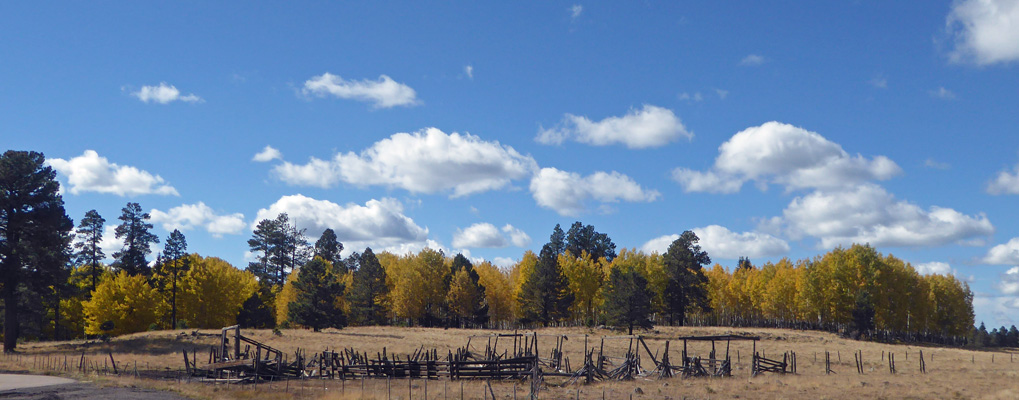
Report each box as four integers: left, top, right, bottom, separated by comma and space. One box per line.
0, 374, 189, 399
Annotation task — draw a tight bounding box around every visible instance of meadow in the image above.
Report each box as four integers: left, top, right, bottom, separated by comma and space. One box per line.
2, 325, 1018, 399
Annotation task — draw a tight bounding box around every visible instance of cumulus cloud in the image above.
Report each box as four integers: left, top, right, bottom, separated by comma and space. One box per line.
998, 266, 1019, 295
740, 54, 766, 66
47, 150, 179, 196
150, 202, 246, 237
777, 183, 994, 248
536, 105, 691, 149
947, 0, 1019, 65
984, 237, 1019, 265
464, 65, 474, 80
452, 223, 532, 248
986, 163, 1019, 195
673, 121, 901, 193
530, 167, 660, 216
915, 261, 953, 275
252, 146, 283, 162
303, 72, 418, 108
272, 128, 538, 197
131, 82, 202, 104
254, 194, 429, 252
640, 225, 789, 259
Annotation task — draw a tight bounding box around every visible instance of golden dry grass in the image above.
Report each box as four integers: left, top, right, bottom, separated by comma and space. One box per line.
3, 325, 1019, 399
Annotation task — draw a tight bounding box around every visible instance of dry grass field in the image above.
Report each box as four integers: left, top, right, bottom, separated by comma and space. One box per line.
2, 325, 1019, 399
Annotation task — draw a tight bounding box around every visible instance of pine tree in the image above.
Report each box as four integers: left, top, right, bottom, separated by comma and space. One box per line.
517, 244, 573, 325
237, 285, 276, 329
447, 253, 488, 327
314, 228, 344, 270
112, 202, 158, 276
564, 221, 617, 261
0, 151, 73, 352
603, 266, 654, 335
662, 231, 711, 325
247, 213, 309, 289
155, 229, 188, 329
348, 248, 389, 325
74, 209, 105, 294
287, 257, 346, 331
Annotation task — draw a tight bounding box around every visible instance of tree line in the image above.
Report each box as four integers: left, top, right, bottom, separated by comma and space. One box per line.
0, 150, 985, 353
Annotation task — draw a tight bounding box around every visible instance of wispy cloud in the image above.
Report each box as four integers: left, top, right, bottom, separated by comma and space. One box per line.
930, 86, 956, 100
536, 105, 691, 149
303, 73, 419, 109
740, 54, 766, 66
570, 4, 583, 19
130, 82, 203, 104
464, 65, 474, 80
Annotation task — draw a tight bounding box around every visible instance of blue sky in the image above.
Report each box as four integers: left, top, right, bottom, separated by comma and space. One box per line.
3, 1, 1019, 327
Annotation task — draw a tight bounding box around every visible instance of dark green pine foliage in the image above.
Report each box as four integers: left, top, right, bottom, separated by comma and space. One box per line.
237, 285, 276, 329
851, 290, 876, 337
517, 243, 574, 326
603, 267, 654, 335
565, 221, 617, 261
73, 209, 105, 294
287, 257, 346, 331
314, 228, 344, 271
347, 248, 389, 325
548, 224, 566, 256
737, 256, 753, 271
155, 229, 189, 329
112, 202, 159, 276
449, 253, 489, 327
0, 151, 74, 352
662, 231, 711, 326
246, 213, 310, 289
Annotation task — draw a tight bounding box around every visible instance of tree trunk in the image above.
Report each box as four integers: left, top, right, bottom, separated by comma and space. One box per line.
171, 271, 177, 330
4, 286, 19, 353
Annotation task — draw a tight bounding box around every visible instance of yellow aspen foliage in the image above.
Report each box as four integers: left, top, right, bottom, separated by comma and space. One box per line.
704, 264, 734, 318
509, 251, 538, 319
385, 249, 449, 323
83, 271, 165, 336
60, 264, 113, 339
177, 255, 258, 329
760, 259, 799, 321
446, 267, 483, 320
475, 261, 514, 323
610, 248, 668, 314
559, 251, 606, 324
275, 269, 300, 327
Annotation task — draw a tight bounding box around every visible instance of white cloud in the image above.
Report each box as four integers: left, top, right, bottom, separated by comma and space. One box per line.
254, 194, 429, 253
973, 293, 1019, 326
714, 88, 729, 100
640, 225, 789, 259
915, 261, 953, 275
869, 76, 888, 89
98, 225, 122, 261
536, 105, 691, 149
673, 121, 901, 193
925, 158, 951, 170
492, 257, 516, 269
464, 65, 474, 80
503, 224, 532, 247
995, 267, 1019, 297
984, 237, 1019, 265
947, 0, 1019, 65
131, 82, 202, 104
453, 223, 504, 248
930, 86, 956, 100
678, 92, 703, 102
778, 183, 994, 248
272, 128, 538, 197
303, 72, 419, 108
150, 202, 246, 237
986, 163, 1019, 195
740, 54, 766, 66
47, 150, 179, 196
570, 4, 583, 19
530, 167, 660, 216
252, 146, 283, 162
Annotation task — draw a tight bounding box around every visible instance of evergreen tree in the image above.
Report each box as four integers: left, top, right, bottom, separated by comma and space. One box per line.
348, 248, 389, 325
0, 150, 73, 352
517, 244, 573, 325
73, 209, 105, 294
287, 257, 346, 331
237, 285, 275, 329
564, 221, 617, 261
851, 290, 876, 337
314, 228, 344, 270
736, 256, 753, 271
112, 202, 158, 276
603, 266, 654, 335
447, 253, 488, 327
548, 224, 566, 256
246, 213, 309, 288
154, 229, 188, 329
662, 231, 711, 325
